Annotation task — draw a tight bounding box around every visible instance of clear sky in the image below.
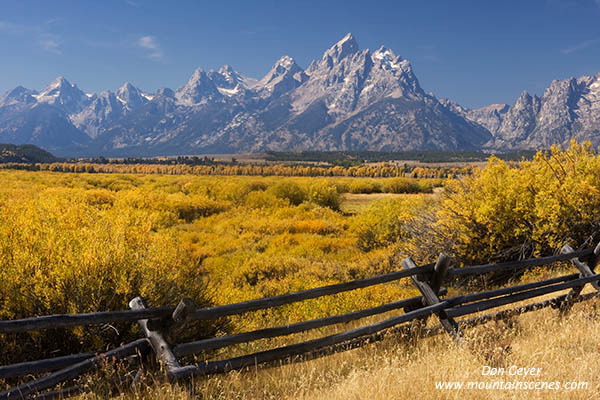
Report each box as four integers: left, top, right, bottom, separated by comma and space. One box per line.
0, 0, 599, 109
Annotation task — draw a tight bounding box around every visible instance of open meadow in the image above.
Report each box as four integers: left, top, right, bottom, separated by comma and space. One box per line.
2, 143, 600, 398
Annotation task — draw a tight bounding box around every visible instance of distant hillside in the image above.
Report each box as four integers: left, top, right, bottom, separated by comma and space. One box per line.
0, 144, 60, 163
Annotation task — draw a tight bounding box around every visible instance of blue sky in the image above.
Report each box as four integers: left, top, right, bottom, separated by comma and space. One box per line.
0, 0, 599, 108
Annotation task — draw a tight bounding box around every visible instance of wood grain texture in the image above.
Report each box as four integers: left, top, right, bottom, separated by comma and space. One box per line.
129, 297, 181, 375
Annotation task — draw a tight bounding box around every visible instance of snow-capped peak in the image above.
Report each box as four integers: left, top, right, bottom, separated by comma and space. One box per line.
215, 64, 243, 85
209, 64, 257, 94
39, 76, 75, 97
372, 46, 405, 71
258, 55, 307, 96
176, 67, 222, 105
218, 64, 235, 76
116, 82, 146, 108
276, 55, 295, 70
33, 76, 90, 113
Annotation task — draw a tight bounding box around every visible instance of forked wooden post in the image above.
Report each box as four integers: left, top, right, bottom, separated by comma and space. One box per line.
402, 254, 462, 341
129, 297, 182, 377
166, 298, 197, 344
559, 244, 600, 313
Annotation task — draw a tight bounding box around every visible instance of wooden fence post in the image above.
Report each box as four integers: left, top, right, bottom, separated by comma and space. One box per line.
129, 297, 182, 377
431, 253, 452, 295
402, 255, 462, 341
559, 244, 600, 314
166, 298, 197, 344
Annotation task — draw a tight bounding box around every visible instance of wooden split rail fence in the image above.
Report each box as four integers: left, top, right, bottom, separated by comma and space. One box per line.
2, 243, 600, 399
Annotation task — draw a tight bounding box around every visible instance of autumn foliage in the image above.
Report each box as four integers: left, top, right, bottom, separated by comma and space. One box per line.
2, 142, 600, 367
435, 141, 600, 265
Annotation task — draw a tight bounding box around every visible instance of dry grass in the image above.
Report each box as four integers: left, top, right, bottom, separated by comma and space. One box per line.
61, 290, 600, 400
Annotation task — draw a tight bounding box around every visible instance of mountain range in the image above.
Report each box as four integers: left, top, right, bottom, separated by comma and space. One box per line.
1, 33, 599, 156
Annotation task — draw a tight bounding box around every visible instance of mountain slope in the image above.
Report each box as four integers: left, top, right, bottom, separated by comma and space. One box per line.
1, 34, 599, 156
443, 73, 600, 150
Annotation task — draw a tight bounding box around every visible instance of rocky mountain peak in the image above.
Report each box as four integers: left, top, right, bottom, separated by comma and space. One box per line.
323, 33, 359, 61
218, 64, 235, 74
2, 34, 600, 156
39, 76, 75, 96
116, 82, 146, 109
34, 76, 89, 113
259, 56, 307, 97
156, 87, 175, 98
216, 64, 240, 85
369, 46, 422, 96
176, 67, 221, 105
46, 76, 69, 89
371, 47, 410, 73
117, 82, 136, 94
515, 90, 533, 103
264, 56, 302, 79
1, 86, 37, 105
209, 64, 250, 90
275, 55, 295, 70
187, 67, 207, 83
291, 34, 431, 116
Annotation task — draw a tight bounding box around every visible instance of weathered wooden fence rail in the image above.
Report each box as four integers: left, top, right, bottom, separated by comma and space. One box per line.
1, 244, 600, 399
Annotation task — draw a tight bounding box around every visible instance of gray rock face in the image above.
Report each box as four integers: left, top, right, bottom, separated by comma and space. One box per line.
33, 76, 92, 115
0, 86, 38, 106
1, 34, 599, 156
71, 91, 125, 139
258, 56, 308, 98
175, 68, 223, 106
444, 73, 600, 150
116, 82, 148, 110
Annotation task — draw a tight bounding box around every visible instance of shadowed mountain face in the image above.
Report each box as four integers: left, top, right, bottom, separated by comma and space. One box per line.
0, 34, 597, 156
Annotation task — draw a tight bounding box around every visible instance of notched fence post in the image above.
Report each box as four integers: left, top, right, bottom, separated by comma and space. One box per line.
559, 243, 600, 314
402, 254, 462, 341
129, 296, 183, 378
